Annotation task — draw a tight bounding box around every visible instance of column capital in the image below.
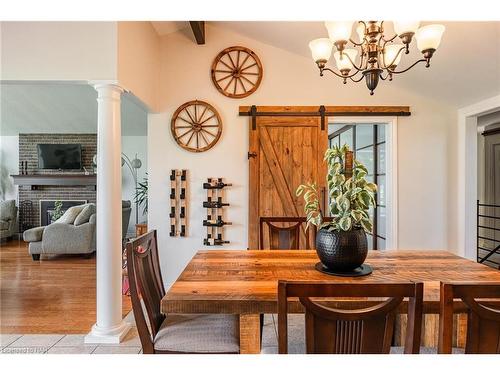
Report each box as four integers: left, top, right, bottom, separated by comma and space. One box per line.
89, 81, 125, 96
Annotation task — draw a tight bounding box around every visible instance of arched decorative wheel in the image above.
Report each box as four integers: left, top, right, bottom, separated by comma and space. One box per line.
171, 100, 223, 153
211, 46, 263, 99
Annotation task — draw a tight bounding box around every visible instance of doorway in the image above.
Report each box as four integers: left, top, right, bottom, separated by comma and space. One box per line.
328, 117, 398, 250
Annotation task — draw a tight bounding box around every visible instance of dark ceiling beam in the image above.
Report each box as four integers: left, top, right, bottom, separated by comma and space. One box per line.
189, 21, 205, 45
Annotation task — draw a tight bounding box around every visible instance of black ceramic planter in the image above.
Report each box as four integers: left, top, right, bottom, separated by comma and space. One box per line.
315, 227, 368, 271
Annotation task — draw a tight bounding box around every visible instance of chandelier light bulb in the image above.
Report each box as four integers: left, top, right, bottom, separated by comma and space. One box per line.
334, 49, 358, 72
384, 44, 404, 67
324, 21, 354, 43
393, 21, 420, 36
415, 24, 445, 52
309, 38, 334, 63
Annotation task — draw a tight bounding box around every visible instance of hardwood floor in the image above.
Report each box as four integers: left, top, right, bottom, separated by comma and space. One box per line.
0, 239, 131, 334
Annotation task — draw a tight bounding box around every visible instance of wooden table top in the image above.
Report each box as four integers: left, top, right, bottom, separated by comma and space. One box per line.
161, 250, 500, 315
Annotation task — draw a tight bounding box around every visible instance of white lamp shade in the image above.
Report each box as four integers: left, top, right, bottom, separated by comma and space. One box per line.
393, 21, 420, 36
309, 38, 333, 62
384, 44, 404, 67
334, 49, 358, 71
415, 24, 445, 51
325, 21, 354, 43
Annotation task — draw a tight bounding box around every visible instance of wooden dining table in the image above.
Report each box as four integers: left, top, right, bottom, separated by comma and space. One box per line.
160, 249, 500, 354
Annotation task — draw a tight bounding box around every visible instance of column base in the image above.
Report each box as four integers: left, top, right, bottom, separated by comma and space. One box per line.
84, 321, 132, 344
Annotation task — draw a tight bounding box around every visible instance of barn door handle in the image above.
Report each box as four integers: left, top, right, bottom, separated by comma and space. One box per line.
248, 151, 257, 159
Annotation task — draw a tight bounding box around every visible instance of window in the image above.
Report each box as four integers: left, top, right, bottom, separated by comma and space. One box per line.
328, 123, 387, 250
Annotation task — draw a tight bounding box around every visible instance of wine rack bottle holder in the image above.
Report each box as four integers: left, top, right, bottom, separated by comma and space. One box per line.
203, 178, 232, 246
169, 169, 188, 237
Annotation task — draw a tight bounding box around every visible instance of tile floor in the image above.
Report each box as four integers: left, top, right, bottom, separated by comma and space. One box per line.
0, 314, 286, 354
1, 313, 457, 354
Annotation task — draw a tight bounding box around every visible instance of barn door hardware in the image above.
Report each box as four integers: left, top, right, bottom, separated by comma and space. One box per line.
247, 151, 257, 159
169, 169, 188, 237
203, 178, 231, 246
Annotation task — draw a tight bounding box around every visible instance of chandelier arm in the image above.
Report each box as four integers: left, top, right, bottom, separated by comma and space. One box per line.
381, 33, 398, 47
349, 38, 365, 47
343, 50, 364, 72
381, 46, 407, 69
379, 71, 391, 80
349, 73, 365, 83
322, 67, 364, 80
389, 58, 429, 74
349, 21, 368, 46
320, 67, 349, 79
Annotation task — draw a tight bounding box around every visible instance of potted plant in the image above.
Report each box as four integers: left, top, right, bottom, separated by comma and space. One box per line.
296, 144, 377, 274
134, 174, 148, 216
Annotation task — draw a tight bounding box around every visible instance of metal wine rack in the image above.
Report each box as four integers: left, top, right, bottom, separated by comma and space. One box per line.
169, 169, 188, 237
203, 178, 232, 246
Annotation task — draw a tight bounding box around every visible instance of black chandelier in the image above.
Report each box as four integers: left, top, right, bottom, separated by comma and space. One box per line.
309, 21, 445, 95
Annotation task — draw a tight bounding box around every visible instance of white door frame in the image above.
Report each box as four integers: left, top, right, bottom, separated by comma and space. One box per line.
457, 94, 500, 260
328, 116, 399, 250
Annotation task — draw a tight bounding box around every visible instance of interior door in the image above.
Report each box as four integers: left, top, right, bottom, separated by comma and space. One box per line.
484, 132, 500, 263
248, 116, 328, 249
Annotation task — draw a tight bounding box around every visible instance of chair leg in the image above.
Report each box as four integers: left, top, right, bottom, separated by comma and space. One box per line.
31, 254, 40, 261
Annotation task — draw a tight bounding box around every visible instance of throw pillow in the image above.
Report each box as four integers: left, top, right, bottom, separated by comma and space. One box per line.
55, 204, 85, 224
74, 204, 96, 226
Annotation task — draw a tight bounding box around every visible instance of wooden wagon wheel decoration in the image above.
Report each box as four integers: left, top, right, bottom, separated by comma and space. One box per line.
211, 46, 263, 99
171, 100, 222, 153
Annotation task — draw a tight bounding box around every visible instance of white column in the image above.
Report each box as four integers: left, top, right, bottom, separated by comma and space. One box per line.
85, 83, 130, 344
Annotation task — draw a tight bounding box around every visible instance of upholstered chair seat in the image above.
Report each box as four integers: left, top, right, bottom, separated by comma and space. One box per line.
154, 314, 239, 353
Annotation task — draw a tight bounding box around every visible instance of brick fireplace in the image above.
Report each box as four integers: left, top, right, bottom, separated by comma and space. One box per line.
17, 134, 97, 229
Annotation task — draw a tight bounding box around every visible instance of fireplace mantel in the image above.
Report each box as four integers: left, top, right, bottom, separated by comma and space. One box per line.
11, 174, 97, 190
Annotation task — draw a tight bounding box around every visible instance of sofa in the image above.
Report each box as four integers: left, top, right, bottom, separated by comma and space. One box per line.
23, 203, 96, 260
0, 200, 18, 241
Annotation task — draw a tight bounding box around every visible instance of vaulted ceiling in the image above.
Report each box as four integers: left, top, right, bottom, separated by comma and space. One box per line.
150, 21, 500, 108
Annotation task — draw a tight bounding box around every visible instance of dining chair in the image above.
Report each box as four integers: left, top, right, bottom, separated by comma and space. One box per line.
277, 281, 424, 354
438, 282, 500, 354
259, 217, 310, 250
126, 230, 240, 354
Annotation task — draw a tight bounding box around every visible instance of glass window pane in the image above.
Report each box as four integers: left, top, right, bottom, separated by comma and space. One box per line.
377, 142, 386, 173
377, 124, 386, 143
356, 147, 374, 175
367, 233, 373, 250
377, 175, 385, 206
339, 128, 354, 150
366, 175, 374, 183
355, 124, 373, 149
377, 206, 386, 238
377, 237, 386, 250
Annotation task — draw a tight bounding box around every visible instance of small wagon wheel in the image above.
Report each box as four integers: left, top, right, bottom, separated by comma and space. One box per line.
171, 100, 222, 153
211, 46, 263, 99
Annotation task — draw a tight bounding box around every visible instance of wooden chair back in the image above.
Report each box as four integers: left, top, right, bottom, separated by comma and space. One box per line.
278, 281, 424, 354
260, 217, 310, 250
438, 282, 500, 354
126, 230, 166, 354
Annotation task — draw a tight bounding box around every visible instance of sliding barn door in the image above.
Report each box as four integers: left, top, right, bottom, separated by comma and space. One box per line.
248, 116, 328, 249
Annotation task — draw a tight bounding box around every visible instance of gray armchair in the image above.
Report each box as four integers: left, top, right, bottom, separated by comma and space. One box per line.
0, 200, 18, 241
23, 203, 96, 261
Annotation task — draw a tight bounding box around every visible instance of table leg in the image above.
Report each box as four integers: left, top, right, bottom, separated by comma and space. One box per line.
239, 314, 261, 354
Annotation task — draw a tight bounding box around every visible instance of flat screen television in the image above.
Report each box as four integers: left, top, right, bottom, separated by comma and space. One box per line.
37, 144, 82, 170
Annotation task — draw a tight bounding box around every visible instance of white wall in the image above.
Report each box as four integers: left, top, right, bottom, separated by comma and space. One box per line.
117, 22, 160, 112
0, 135, 19, 201
121, 136, 148, 234
1, 22, 117, 81
148, 24, 459, 286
